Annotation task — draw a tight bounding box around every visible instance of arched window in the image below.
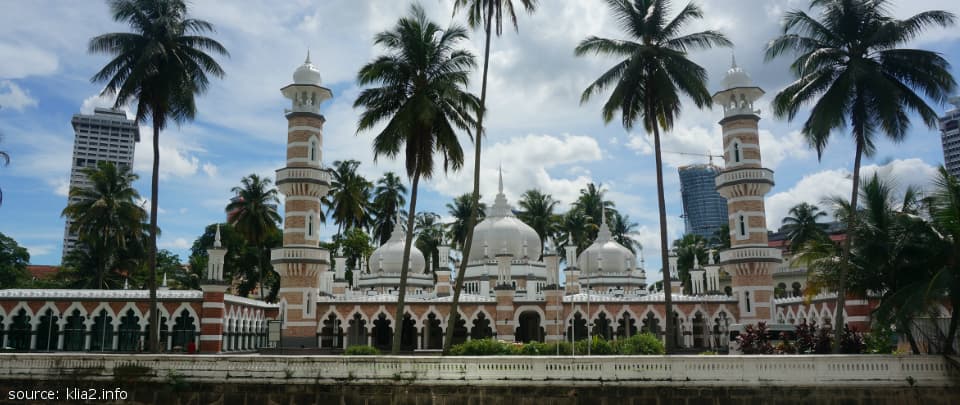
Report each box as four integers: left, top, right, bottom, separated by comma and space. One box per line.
307, 215, 314, 237
734, 142, 741, 162
745, 291, 752, 312
171, 310, 197, 350
739, 215, 746, 237
310, 139, 317, 161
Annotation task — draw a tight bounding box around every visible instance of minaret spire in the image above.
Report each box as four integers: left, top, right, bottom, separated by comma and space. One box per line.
214, 224, 222, 248
498, 164, 503, 194
731, 52, 737, 69
305, 49, 311, 64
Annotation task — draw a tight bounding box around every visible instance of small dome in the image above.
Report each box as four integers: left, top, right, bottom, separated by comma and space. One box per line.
293, 51, 322, 85
368, 224, 426, 274
468, 169, 541, 260
722, 55, 753, 90
577, 213, 636, 273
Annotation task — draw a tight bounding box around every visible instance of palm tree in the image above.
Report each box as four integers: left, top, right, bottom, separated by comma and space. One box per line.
781, 202, 829, 253
610, 211, 642, 255
517, 189, 559, 258
226, 174, 281, 301
765, 0, 956, 351
573, 183, 616, 241
61, 161, 147, 289
354, 3, 479, 354
447, 0, 538, 355
560, 208, 592, 256
371, 172, 408, 246
326, 160, 373, 234
446, 193, 487, 250
919, 167, 960, 353
89, 0, 228, 352
576, 0, 731, 353
415, 212, 445, 272
673, 234, 708, 294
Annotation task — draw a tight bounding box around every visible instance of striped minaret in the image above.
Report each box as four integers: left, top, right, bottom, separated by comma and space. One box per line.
271, 52, 333, 348
713, 56, 782, 324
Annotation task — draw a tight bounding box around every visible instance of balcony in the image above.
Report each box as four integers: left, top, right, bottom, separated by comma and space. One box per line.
275, 167, 331, 186
715, 167, 774, 188
270, 247, 329, 264
719, 246, 782, 264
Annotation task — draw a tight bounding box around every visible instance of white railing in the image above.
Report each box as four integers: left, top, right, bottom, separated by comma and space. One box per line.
275, 167, 331, 184
270, 247, 328, 262
715, 168, 774, 187
0, 354, 952, 387
0, 289, 202, 300
719, 247, 782, 263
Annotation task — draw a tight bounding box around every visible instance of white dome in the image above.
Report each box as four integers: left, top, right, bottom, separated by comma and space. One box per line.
468, 169, 541, 260
368, 225, 426, 274
293, 51, 322, 85
722, 55, 753, 90
577, 215, 635, 273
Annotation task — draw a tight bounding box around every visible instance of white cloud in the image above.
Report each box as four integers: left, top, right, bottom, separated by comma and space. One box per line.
765, 159, 939, 229
79, 91, 134, 119
202, 162, 219, 178
429, 133, 604, 208
23, 245, 53, 257
159, 237, 191, 250
52, 178, 70, 197
0, 80, 37, 111
626, 126, 808, 170
0, 43, 57, 79
134, 126, 205, 180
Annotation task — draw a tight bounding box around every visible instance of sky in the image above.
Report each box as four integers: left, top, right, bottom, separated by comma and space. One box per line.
1, 0, 959, 283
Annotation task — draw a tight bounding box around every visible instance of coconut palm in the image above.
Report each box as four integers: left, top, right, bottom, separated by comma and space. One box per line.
919, 167, 960, 353
371, 172, 408, 246
781, 202, 829, 253
560, 208, 592, 256
573, 183, 616, 241
354, 3, 479, 354
610, 211, 642, 255
326, 160, 374, 234
673, 233, 708, 293
226, 174, 281, 301
415, 212, 445, 272
576, 0, 731, 352
765, 0, 956, 351
61, 161, 147, 289
88, 0, 228, 352
447, 0, 538, 355
517, 189, 559, 258
446, 193, 487, 250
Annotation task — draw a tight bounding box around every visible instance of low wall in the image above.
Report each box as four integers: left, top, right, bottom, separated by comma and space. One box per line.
0, 353, 956, 387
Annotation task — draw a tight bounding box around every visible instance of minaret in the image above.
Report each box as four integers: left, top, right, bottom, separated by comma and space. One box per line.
713, 56, 782, 324
271, 52, 334, 348
199, 224, 228, 353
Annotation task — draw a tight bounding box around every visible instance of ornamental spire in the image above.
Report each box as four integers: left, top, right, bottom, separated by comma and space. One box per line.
214, 224, 222, 248
305, 49, 311, 64
498, 164, 503, 194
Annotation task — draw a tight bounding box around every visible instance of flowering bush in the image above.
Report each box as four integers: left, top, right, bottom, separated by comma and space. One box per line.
736, 322, 773, 354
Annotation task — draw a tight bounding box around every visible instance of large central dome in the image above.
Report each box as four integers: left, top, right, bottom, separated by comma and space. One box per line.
468, 169, 541, 261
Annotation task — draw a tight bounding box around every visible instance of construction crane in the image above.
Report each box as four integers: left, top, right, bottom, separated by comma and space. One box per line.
662, 150, 724, 165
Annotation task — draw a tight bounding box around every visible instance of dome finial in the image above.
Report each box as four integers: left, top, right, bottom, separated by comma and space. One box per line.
214, 224, 222, 248
731, 52, 737, 69
305, 49, 311, 64
601, 204, 606, 226
498, 164, 503, 194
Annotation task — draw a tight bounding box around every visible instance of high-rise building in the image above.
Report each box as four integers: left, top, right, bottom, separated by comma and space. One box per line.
940, 96, 960, 179
678, 164, 728, 241
62, 108, 140, 260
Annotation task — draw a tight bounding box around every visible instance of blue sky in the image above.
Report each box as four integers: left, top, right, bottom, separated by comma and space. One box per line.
1, 0, 958, 283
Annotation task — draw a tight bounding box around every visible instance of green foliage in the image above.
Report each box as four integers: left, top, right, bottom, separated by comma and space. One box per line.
326, 160, 374, 233
415, 212, 444, 271
736, 322, 773, 355
576, 336, 615, 355
449, 339, 517, 356
864, 325, 896, 354
0, 232, 30, 288
371, 172, 407, 246
188, 223, 281, 299
614, 333, 665, 355
344, 345, 381, 355
330, 227, 376, 284
446, 193, 486, 250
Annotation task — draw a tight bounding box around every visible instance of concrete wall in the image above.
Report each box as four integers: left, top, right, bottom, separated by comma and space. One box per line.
0, 354, 954, 387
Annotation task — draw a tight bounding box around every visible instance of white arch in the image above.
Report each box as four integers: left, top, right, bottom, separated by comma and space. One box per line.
638, 307, 665, 327
31, 302, 60, 328
116, 302, 146, 330
86, 302, 117, 329
59, 302, 88, 328
171, 302, 200, 332
4, 302, 34, 329
512, 305, 547, 327
465, 307, 494, 326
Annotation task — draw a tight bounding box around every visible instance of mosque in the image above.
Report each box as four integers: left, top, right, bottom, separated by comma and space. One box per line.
0, 56, 869, 353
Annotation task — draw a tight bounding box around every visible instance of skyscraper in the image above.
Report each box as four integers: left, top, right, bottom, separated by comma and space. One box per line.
678, 164, 728, 241
940, 96, 960, 179
62, 108, 140, 260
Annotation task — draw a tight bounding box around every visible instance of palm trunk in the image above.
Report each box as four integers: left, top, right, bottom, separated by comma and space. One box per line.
258, 243, 265, 301
832, 140, 863, 354
443, 3, 494, 355
147, 119, 161, 353
652, 120, 675, 354
392, 170, 421, 354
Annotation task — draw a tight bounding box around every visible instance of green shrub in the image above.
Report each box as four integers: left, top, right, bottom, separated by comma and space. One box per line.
544, 341, 572, 355
616, 333, 665, 355
519, 341, 550, 355
449, 339, 517, 355
573, 336, 615, 355
864, 325, 896, 354
344, 345, 380, 355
